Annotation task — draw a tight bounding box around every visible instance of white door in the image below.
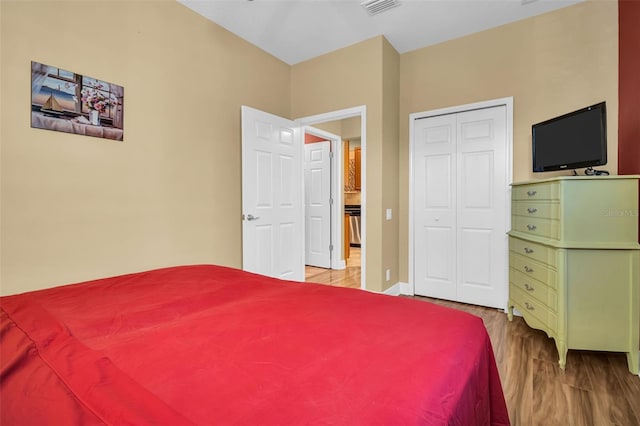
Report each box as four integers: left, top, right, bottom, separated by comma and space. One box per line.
414, 113, 458, 301
413, 105, 508, 309
304, 141, 331, 268
241, 106, 304, 281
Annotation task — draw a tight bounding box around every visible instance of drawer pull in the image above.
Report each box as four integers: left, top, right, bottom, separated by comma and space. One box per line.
526, 224, 537, 231
524, 266, 534, 273
527, 207, 538, 214
524, 247, 534, 254
525, 302, 535, 310
527, 190, 537, 197
524, 283, 534, 291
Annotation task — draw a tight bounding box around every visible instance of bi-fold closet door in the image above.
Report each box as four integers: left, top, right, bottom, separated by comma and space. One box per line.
412, 105, 508, 309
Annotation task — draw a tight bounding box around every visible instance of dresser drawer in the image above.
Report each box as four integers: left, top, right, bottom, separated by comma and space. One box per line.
512, 182, 559, 201
509, 237, 557, 268
511, 285, 558, 333
510, 268, 557, 311
512, 201, 559, 220
509, 252, 557, 289
512, 215, 560, 240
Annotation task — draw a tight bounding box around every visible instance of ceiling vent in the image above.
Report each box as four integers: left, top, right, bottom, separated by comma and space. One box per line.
361, 0, 401, 16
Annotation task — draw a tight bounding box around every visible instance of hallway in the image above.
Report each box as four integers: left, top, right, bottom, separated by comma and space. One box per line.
305, 248, 361, 289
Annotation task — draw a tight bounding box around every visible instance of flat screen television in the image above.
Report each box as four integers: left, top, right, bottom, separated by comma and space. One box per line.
532, 102, 607, 174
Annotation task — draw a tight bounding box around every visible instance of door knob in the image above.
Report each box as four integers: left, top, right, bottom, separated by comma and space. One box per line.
245, 214, 260, 221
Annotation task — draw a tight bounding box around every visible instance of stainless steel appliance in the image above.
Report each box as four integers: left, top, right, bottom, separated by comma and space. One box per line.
344, 204, 361, 247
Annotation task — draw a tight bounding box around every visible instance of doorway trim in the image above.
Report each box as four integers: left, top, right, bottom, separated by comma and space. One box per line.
408, 97, 513, 304
304, 126, 345, 270
297, 106, 367, 290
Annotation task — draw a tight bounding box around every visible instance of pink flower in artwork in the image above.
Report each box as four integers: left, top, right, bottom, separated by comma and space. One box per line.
81, 84, 116, 113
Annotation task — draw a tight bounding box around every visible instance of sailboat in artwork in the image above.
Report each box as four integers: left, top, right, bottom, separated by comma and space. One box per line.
40, 93, 65, 116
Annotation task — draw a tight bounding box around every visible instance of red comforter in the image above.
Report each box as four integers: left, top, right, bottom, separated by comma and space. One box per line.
1, 265, 510, 425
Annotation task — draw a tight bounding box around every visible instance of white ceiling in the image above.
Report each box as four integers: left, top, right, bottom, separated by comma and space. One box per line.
178, 0, 582, 65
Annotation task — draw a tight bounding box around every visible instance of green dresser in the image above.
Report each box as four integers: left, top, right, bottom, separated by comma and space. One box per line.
507, 176, 639, 374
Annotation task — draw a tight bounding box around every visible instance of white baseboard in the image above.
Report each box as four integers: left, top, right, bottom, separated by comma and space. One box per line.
381, 282, 413, 296
331, 259, 346, 270
399, 282, 413, 296
382, 282, 401, 296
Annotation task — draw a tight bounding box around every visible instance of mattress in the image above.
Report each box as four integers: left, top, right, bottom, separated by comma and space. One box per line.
0, 265, 510, 425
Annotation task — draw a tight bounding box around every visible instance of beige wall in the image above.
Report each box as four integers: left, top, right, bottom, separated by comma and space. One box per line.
341, 117, 362, 140
311, 117, 360, 140
0, 1, 290, 295
381, 39, 400, 288
398, 0, 618, 283
292, 36, 400, 292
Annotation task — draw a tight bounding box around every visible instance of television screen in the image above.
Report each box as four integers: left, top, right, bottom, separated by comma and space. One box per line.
532, 102, 607, 173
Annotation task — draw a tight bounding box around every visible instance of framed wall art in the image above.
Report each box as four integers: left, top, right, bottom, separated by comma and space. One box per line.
31, 61, 124, 141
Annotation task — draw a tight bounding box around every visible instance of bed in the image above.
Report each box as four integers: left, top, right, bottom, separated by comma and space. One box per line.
1, 265, 510, 425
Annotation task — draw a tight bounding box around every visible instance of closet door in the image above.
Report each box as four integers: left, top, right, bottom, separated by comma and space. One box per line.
413, 106, 508, 309
413, 113, 458, 301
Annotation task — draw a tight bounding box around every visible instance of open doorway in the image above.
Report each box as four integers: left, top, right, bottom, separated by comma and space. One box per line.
303, 130, 361, 289
297, 106, 366, 290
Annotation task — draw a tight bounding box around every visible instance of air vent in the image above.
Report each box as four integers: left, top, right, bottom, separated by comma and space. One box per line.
361, 0, 401, 16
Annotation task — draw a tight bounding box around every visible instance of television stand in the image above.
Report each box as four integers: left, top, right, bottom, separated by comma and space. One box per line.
573, 167, 610, 176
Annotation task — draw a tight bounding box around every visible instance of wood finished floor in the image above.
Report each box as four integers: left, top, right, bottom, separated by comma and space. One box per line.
305, 247, 362, 289
305, 257, 640, 426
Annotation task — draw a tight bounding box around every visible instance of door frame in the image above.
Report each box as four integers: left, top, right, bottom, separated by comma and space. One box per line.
297, 106, 367, 290
408, 97, 513, 306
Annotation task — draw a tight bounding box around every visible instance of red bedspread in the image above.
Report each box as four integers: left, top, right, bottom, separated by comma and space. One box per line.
1, 265, 510, 425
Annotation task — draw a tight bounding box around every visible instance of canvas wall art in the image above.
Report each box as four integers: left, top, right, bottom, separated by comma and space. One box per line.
31, 61, 124, 141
